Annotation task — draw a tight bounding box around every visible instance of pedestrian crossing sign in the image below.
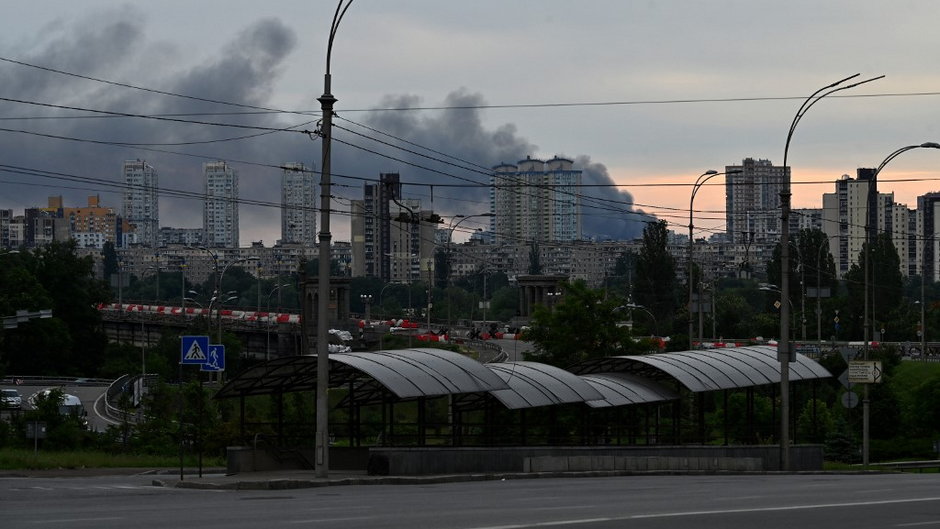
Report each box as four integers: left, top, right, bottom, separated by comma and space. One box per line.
201, 344, 225, 372
180, 335, 210, 365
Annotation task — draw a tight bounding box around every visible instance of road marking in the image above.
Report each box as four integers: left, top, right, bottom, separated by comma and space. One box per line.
34, 517, 123, 524
465, 496, 940, 529
289, 516, 378, 524
529, 505, 599, 512
897, 522, 940, 527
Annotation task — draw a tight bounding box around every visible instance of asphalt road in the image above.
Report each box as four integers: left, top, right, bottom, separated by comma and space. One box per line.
2, 472, 938, 529
0, 383, 115, 432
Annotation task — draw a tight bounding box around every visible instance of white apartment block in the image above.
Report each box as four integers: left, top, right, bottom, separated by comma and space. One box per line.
725, 158, 787, 244
280, 163, 317, 247
491, 156, 581, 245
821, 169, 903, 277
122, 160, 159, 247
203, 161, 239, 248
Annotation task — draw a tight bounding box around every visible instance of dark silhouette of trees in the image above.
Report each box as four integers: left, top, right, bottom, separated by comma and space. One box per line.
633, 220, 677, 333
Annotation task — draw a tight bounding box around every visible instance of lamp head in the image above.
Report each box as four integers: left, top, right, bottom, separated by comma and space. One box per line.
921, 142, 940, 149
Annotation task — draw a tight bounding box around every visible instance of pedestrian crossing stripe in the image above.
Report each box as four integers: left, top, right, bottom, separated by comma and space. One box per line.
184, 341, 206, 361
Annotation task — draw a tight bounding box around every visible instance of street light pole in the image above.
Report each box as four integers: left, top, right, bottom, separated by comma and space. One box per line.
862, 142, 940, 467
689, 170, 739, 349
266, 283, 288, 362
922, 240, 927, 358
315, 0, 353, 479
779, 73, 883, 471
814, 235, 837, 346
446, 213, 494, 326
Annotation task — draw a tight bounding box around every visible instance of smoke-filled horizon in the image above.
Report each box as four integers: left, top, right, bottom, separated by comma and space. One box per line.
0, 10, 654, 244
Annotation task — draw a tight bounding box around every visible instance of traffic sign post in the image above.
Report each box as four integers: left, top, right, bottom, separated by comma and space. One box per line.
180, 335, 210, 365
848, 360, 883, 384
200, 344, 225, 372
178, 334, 212, 483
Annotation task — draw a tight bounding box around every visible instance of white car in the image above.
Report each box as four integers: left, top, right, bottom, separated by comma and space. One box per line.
1, 388, 22, 409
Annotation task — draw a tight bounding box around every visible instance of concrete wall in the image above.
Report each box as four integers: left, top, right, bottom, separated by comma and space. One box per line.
227, 445, 823, 475
227, 446, 369, 473
367, 445, 823, 475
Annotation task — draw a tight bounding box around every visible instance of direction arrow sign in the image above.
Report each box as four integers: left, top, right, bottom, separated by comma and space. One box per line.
848, 360, 883, 384
201, 344, 225, 372
180, 335, 210, 365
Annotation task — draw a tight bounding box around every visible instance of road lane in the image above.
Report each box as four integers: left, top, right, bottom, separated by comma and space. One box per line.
2, 473, 939, 529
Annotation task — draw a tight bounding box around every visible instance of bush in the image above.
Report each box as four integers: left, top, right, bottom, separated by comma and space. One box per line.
870, 437, 937, 462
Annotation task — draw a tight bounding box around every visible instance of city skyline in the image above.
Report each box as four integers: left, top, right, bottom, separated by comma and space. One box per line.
2, 2, 940, 245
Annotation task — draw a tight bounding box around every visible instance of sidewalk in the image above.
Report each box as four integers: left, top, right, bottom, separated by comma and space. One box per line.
163, 469, 530, 490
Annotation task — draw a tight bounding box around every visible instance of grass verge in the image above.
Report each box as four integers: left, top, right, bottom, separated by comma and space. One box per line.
0, 448, 223, 470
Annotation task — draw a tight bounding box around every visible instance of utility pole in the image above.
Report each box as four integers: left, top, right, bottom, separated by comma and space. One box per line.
315, 0, 353, 479
427, 260, 432, 332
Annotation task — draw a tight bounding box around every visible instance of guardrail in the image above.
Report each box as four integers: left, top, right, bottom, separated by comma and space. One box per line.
1, 375, 112, 386
862, 460, 940, 472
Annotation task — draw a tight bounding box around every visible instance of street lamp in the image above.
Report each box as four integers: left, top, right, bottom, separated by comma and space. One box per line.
315, 0, 353, 478
446, 213, 494, 326
148, 265, 162, 304
378, 282, 395, 320
620, 302, 657, 336
266, 283, 289, 361
359, 293, 373, 322
860, 141, 940, 467
689, 169, 739, 349
812, 235, 838, 346
777, 73, 882, 471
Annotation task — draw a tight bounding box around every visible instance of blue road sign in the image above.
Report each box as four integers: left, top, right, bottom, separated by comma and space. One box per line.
201, 344, 225, 372
180, 335, 210, 365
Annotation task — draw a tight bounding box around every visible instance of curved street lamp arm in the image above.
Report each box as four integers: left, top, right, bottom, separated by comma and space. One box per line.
784, 74, 885, 167
784, 74, 859, 165
326, 1, 354, 77
876, 143, 940, 176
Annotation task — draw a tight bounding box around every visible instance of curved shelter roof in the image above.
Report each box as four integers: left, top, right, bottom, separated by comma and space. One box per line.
580, 372, 680, 408
485, 361, 605, 409
571, 345, 831, 393
215, 348, 509, 400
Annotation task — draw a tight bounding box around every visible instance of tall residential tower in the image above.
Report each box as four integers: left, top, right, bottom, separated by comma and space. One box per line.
203, 161, 239, 248
725, 158, 787, 245
280, 163, 317, 246
122, 160, 159, 247
491, 156, 581, 244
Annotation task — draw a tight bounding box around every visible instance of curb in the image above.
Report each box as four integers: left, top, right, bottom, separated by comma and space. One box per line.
155, 469, 888, 491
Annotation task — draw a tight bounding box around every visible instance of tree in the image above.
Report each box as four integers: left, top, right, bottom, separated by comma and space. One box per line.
607, 251, 635, 298
523, 281, 647, 367
0, 241, 110, 376
843, 232, 904, 340
528, 242, 542, 275
633, 220, 677, 333
101, 241, 119, 282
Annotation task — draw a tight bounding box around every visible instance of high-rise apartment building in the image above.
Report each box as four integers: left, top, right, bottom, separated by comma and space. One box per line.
821, 169, 902, 277
203, 161, 239, 248
350, 173, 436, 282
917, 193, 940, 282
0, 209, 12, 249
491, 156, 581, 244
122, 160, 159, 247
725, 158, 787, 244
280, 163, 316, 246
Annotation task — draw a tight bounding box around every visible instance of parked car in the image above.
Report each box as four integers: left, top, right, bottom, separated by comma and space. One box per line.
27, 389, 87, 428
1, 388, 22, 409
